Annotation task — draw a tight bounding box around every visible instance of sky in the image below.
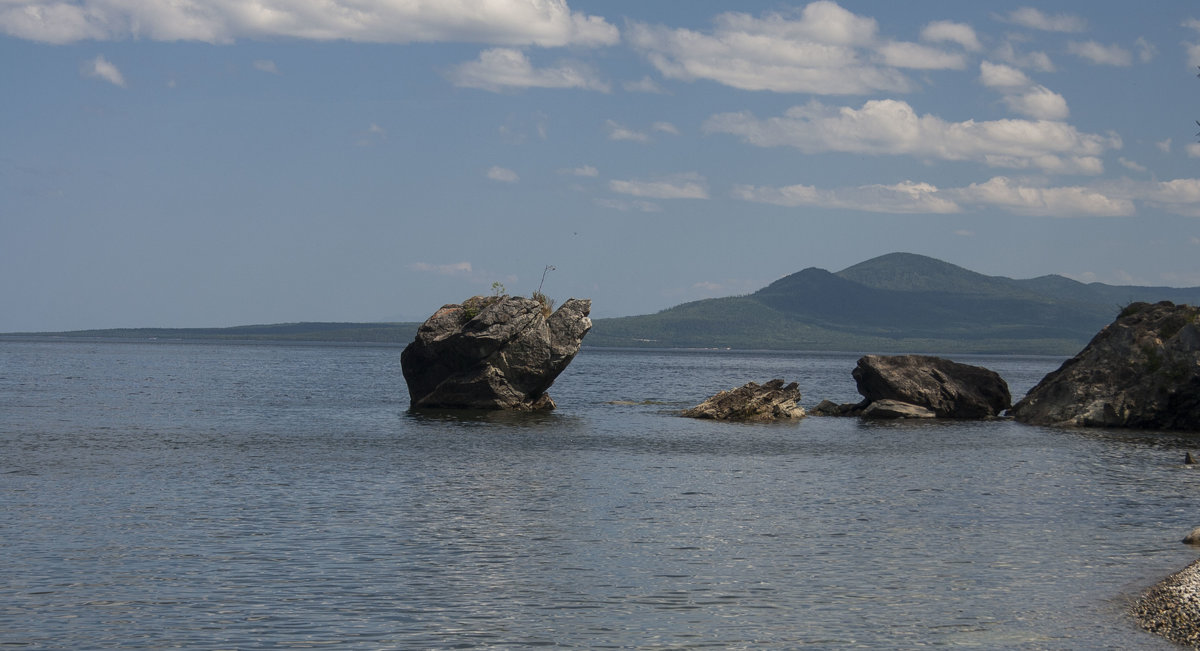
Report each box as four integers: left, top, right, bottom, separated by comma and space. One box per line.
3, 0, 1200, 331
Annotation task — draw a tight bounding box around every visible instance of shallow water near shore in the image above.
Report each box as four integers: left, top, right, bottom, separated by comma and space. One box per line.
3, 339, 1199, 648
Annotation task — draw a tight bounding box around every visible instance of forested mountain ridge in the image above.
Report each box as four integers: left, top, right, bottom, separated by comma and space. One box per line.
586, 253, 1200, 355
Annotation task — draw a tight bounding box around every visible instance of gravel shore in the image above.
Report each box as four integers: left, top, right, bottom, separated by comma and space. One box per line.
1132, 557, 1200, 647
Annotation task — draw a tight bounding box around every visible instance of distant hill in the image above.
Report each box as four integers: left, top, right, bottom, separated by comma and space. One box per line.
4, 322, 420, 345
586, 253, 1200, 355
9, 253, 1199, 355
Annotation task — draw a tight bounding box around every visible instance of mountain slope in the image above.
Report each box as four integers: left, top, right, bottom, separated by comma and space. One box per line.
587, 253, 1200, 354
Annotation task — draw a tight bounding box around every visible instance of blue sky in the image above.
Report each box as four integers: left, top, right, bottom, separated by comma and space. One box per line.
3, 0, 1200, 331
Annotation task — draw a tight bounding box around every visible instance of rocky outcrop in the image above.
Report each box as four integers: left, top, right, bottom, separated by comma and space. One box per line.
682, 379, 805, 421
850, 354, 1011, 419
400, 295, 591, 410
1011, 301, 1200, 430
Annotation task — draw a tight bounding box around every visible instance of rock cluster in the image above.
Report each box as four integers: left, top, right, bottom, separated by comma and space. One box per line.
682, 379, 805, 421
400, 295, 591, 410
1011, 301, 1200, 430
814, 354, 1010, 419
1132, 558, 1200, 647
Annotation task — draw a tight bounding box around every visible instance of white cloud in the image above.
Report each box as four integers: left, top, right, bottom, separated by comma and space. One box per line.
1140, 178, 1200, 216
627, 3, 914, 94
920, 20, 981, 51
1002, 7, 1086, 33
486, 166, 519, 183
979, 62, 1068, 120
951, 177, 1133, 216
559, 165, 598, 177
1067, 41, 1132, 67
448, 48, 609, 92
876, 41, 966, 70
605, 120, 649, 143
623, 76, 667, 94
1118, 157, 1147, 173
0, 0, 619, 46
1135, 37, 1155, 63
595, 198, 661, 212
1189, 143, 1200, 159
1158, 138, 1173, 154
253, 59, 278, 74
733, 180, 961, 214
410, 261, 474, 277
652, 121, 680, 135
610, 173, 708, 199
993, 41, 1055, 72
80, 54, 125, 87
979, 61, 1030, 88
1003, 85, 1069, 120
734, 175, 1137, 217
704, 99, 1115, 174
355, 123, 386, 147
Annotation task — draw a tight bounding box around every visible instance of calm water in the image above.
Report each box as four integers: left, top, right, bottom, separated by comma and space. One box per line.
3, 340, 1200, 649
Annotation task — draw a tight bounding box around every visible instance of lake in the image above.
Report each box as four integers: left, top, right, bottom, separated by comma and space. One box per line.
2, 339, 1198, 648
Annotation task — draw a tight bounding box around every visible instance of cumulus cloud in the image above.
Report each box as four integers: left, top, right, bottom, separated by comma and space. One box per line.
1135, 37, 1155, 63
993, 41, 1055, 72
595, 198, 661, 212
486, 166, 519, 182
623, 76, 667, 94
610, 173, 708, 199
734, 176, 1137, 217
1067, 41, 1132, 66
1002, 7, 1086, 33
253, 59, 278, 74
0, 0, 619, 46
559, 165, 598, 177
409, 261, 474, 277
605, 120, 649, 143
920, 20, 981, 51
733, 180, 961, 214
448, 48, 609, 92
1118, 157, 1147, 173
652, 121, 680, 135
978, 61, 1067, 120
1188, 143, 1200, 159
627, 2, 916, 94
876, 41, 966, 70
951, 177, 1133, 216
704, 99, 1113, 174
80, 54, 125, 87
1158, 138, 1173, 154
1135, 178, 1200, 217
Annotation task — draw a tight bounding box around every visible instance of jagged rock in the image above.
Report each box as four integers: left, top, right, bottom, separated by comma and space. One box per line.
1011, 301, 1200, 430
400, 295, 591, 410
852, 354, 1011, 419
861, 399, 937, 419
682, 379, 805, 421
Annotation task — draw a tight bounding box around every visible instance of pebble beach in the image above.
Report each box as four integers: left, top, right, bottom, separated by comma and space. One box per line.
1133, 558, 1200, 647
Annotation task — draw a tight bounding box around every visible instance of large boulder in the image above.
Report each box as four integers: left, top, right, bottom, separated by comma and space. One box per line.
1011, 301, 1200, 430
401, 295, 591, 410
682, 379, 805, 421
852, 354, 1011, 419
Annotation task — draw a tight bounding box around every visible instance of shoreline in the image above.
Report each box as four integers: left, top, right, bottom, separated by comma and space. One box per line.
1133, 557, 1200, 646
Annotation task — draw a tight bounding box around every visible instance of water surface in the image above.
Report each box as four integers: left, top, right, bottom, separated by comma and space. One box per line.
2, 341, 1198, 648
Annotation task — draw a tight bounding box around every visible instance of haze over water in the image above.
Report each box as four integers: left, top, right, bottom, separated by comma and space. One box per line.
2, 339, 1197, 648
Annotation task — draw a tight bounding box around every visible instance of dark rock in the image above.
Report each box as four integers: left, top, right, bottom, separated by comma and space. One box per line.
861, 399, 936, 419
400, 295, 591, 410
682, 379, 805, 421
1184, 527, 1200, 544
1011, 302, 1200, 430
852, 354, 1011, 419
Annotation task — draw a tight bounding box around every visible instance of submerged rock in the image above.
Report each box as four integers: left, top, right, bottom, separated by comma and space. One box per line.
400, 295, 591, 410
1011, 301, 1200, 430
852, 354, 1011, 419
682, 379, 805, 422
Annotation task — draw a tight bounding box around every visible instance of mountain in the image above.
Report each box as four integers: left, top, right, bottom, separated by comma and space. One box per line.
586, 253, 1200, 355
